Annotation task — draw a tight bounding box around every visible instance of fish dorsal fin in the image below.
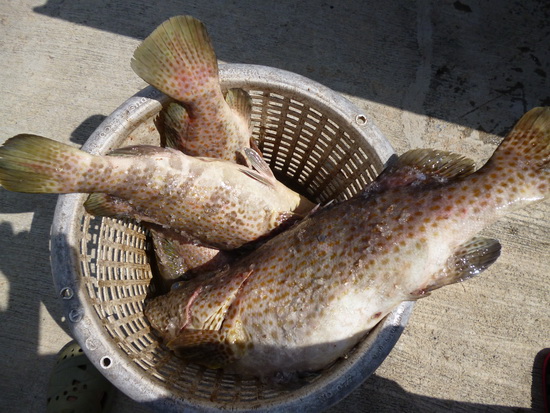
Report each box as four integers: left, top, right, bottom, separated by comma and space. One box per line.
107, 145, 173, 157
83, 193, 139, 218
155, 102, 190, 150
409, 237, 501, 299
131, 15, 219, 103
225, 88, 253, 134
398, 149, 476, 178
238, 148, 276, 188
374, 149, 477, 191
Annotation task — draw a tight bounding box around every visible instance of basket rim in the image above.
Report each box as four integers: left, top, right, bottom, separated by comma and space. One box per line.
50, 63, 413, 412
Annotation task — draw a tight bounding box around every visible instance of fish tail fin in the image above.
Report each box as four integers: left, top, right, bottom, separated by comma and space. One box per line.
487, 107, 550, 200
131, 15, 219, 103
0, 134, 93, 193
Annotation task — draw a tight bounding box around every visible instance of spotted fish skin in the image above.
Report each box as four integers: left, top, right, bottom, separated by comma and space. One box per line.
0, 135, 313, 250
128, 16, 256, 278
131, 15, 252, 162
145, 107, 550, 376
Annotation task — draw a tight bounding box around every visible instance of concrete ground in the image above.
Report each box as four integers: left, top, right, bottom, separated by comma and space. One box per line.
0, 1, 548, 412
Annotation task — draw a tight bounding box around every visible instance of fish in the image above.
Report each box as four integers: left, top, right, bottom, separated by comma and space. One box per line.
131, 15, 253, 162
87, 14, 257, 281
144, 89, 253, 281
83, 192, 232, 284
149, 229, 230, 280
154, 88, 252, 158
144, 107, 550, 377
0, 135, 314, 250
125, 15, 255, 279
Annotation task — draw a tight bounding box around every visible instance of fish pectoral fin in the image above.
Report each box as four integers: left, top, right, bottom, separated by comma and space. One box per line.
371, 149, 477, 193
225, 88, 253, 134
155, 102, 190, 150
248, 138, 265, 159
84, 193, 137, 218
167, 329, 235, 369
410, 237, 501, 298
238, 148, 277, 188
151, 230, 194, 280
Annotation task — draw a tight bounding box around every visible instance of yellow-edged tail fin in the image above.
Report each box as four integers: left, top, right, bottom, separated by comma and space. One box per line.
0, 134, 91, 193
488, 107, 550, 199
131, 15, 219, 103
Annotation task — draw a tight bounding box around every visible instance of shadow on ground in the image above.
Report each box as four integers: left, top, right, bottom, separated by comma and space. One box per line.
328, 372, 541, 412
0, 188, 65, 409
0, 114, 107, 410
33, 0, 550, 136
133, 373, 536, 412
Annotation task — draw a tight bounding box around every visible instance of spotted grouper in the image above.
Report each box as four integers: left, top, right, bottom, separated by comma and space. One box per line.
0, 136, 314, 249
146, 88, 254, 279
131, 15, 253, 162
144, 107, 550, 377
134, 16, 255, 279
87, 16, 258, 278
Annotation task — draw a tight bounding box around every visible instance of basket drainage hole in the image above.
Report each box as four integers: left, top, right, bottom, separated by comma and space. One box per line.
100, 356, 112, 369
356, 114, 368, 125
60, 287, 73, 300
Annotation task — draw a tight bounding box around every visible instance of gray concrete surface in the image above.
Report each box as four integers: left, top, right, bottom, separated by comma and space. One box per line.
0, 1, 548, 412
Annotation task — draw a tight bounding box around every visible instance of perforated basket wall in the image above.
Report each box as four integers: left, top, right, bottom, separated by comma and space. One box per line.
51, 65, 413, 412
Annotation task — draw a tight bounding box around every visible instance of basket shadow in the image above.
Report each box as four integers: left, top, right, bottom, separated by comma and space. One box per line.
329, 374, 530, 413
0, 189, 67, 332
124, 373, 531, 412
70, 114, 108, 145
0, 111, 110, 336
0, 189, 71, 410
0, 112, 108, 408
33, 0, 550, 136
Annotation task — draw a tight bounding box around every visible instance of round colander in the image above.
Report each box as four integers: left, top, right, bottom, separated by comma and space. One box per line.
50, 64, 414, 412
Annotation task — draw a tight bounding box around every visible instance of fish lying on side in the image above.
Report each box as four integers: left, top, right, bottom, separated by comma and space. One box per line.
145, 90, 253, 281
0, 135, 314, 250
132, 15, 254, 162
155, 88, 253, 160
144, 107, 549, 377
144, 89, 252, 279
83, 193, 233, 283
90, 16, 257, 281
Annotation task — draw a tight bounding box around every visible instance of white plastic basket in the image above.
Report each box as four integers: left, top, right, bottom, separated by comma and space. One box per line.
50, 64, 414, 412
